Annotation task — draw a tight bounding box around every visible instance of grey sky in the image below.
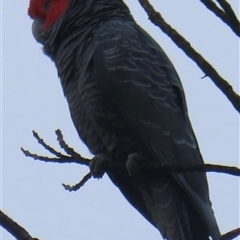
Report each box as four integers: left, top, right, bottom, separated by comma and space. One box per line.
2, 0, 239, 239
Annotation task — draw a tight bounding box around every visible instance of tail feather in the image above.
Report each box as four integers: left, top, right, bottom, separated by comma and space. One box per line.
139, 175, 214, 240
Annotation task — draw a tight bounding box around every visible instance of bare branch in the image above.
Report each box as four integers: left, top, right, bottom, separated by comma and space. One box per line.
143, 163, 240, 177
21, 130, 90, 166
1, 207, 238, 240
0, 210, 39, 240
21, 147, 90, 166
21, 147, 73, 162
55, 129, 90, 165
216, 0, 240, 35
22, 130, 240, 177
221, 228, 240, 240
137, 0, 240, 113
33, 130, 63, 158
20, 130, 240, 238
199, 0, 240, 36
62, 172, 92, 192
56, 128, 76, 155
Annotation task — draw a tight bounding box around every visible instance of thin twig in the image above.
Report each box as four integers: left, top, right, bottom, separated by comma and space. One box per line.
199, 0, 240, 36
55, 129, 90, 165
33, 130, 63, 158
21, 147, 90, 166
20, 130, 240, 239
0, 210, 39, 240
21, 147, 72, 162
22, 131, 240, 177
62, 172, 92, 191
216, 0, 240, 35
22, 130, 90, 166
221, 227, 240, 240
138, 0, 240, 113
143, 163, 240, 177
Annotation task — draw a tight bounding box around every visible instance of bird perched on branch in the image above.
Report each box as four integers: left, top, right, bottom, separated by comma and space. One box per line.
28, 0, 220, 239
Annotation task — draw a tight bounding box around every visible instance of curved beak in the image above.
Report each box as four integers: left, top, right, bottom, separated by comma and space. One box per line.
32, 19, 45, 44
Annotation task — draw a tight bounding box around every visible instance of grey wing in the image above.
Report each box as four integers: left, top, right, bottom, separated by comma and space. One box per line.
92, 20, 220, 239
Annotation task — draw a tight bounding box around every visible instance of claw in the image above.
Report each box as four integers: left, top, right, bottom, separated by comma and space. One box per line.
126, 153, 148, 176
89, 153, 110, 178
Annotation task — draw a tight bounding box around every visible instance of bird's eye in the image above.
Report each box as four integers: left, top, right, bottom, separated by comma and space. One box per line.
44, 1, 52, 11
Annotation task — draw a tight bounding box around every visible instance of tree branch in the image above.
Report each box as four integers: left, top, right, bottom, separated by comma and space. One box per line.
62, 172, 92, 191
21, 129, 90, 166
0, 210, 39, 240
199, 0, 240, 36
137, 0, 240, 113
216, 0, 240, 35
221, 228, 240, 240
19, 130, 240, 239
1, 208, 239, 240
22, 130, 240, 177
142, 163, 240, 176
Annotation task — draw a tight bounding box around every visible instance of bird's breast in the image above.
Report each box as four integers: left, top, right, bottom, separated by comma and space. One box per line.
65, 77, 147, 162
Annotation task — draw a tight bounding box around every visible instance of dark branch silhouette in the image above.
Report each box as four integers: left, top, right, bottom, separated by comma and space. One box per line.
137, 0, 240, 113
21, 130, 240, 178
0, 210, 39, 240
62, 172, 92, 192
19, 129, 240, 240
1, 208, 239, 240
221, 228, 240, 240
199, 0, 240, 36
22, 130, 90, 165
216, 0, 240, 35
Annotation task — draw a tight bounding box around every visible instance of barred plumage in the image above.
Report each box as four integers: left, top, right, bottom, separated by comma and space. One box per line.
28, 1, 220, 239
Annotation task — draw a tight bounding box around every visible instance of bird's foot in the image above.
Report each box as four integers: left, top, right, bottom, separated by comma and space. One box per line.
126, 153, 148, 176
89, 153, 110, 178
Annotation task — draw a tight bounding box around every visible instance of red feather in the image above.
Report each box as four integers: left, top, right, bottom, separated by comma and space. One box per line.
28, 0, 69, 29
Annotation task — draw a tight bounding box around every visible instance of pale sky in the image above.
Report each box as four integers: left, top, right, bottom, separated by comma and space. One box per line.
2, 0, 239, 239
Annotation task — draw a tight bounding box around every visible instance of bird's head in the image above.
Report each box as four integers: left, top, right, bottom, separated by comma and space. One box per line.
28, 0, 69, 43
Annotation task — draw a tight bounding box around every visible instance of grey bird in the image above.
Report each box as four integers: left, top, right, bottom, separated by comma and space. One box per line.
28, 0, 221, 239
